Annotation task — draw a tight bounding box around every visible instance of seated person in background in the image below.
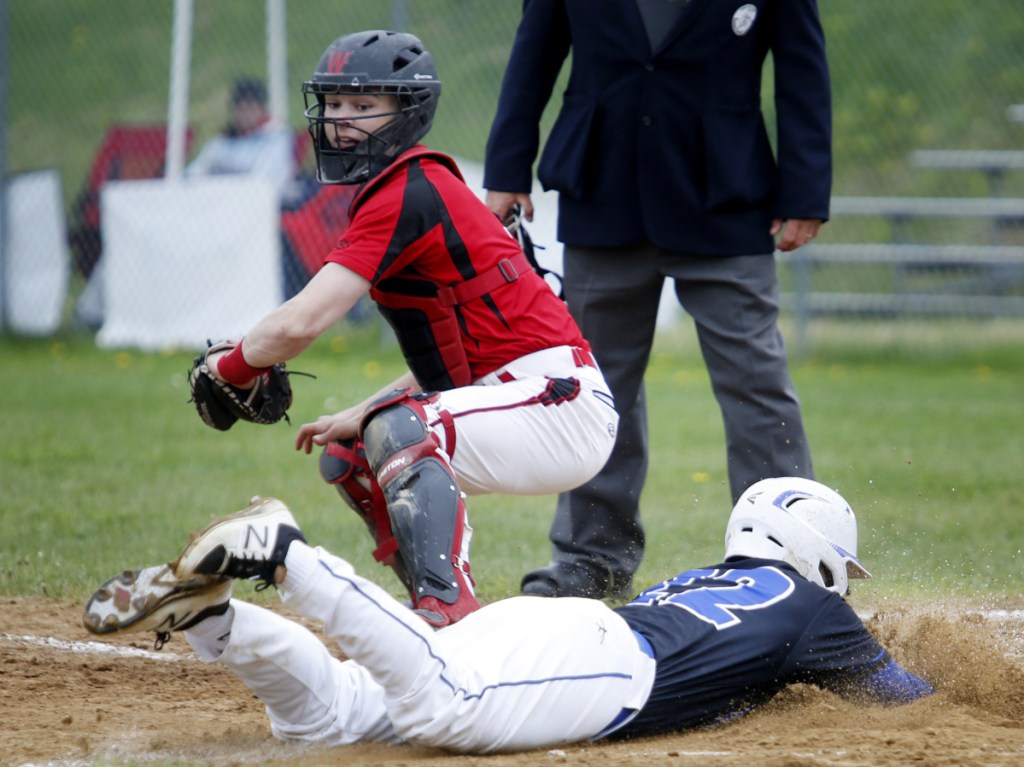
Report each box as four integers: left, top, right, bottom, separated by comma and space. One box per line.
84, 477, 933, 753
186, 77, 296, 197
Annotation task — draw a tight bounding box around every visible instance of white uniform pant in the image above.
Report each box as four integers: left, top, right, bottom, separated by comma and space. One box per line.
186, 542, 655, 754
425, 345, 618, 496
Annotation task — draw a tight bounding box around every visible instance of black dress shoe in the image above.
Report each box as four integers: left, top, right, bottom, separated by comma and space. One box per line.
521, 562, 633, 600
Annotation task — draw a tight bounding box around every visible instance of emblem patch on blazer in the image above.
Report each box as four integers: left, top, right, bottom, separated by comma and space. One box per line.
732, 4, 757, 36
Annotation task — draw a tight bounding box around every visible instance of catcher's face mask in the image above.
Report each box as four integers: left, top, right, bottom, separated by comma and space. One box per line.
321, 92, 402, 142
301, 29, 441, 185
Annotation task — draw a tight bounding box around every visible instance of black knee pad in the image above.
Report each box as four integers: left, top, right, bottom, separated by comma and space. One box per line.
362, 402, 433, 475
382, 457, 463, 602
362, 399, 469, 604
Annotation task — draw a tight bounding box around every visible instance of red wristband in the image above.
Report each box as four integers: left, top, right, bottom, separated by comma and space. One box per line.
216, 341, 270, 386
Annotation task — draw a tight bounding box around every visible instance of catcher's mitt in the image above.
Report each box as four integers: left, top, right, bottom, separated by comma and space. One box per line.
188, 340, 294, 431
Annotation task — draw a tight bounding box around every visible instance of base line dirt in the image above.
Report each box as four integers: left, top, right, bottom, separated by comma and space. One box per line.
2, 596, 1022, 767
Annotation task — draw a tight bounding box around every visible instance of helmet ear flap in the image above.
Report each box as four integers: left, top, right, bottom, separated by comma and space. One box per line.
817, 561, 835, 590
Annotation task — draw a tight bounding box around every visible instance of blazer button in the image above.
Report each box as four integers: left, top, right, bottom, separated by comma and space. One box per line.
641, 115, 652, 127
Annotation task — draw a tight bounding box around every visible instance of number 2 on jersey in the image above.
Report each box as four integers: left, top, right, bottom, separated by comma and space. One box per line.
631, 567, 796, 629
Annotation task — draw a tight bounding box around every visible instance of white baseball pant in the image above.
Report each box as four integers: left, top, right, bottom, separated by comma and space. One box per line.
185, 541, 655, 753
424, 345, 618, 496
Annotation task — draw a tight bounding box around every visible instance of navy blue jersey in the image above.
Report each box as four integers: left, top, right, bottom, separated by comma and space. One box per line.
614, 558, 932, 738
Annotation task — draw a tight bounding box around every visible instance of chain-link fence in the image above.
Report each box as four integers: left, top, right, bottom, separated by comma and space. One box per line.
2, 1, 1023, 349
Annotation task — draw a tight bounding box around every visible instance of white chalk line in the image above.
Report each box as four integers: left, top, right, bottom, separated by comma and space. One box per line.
2, 632, 190, 661
4, 609, 1023, 663
856, 608, 1024, 623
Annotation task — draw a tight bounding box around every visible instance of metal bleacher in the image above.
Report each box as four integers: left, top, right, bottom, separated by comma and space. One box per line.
779, 104, 1024, 339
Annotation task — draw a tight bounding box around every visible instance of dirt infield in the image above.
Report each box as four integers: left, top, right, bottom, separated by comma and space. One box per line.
2, 595, 1023, 767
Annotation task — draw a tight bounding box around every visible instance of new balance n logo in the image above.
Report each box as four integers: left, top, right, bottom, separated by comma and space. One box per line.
244, 524, 270, 550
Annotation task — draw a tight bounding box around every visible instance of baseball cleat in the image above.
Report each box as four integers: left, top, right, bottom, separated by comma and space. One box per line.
83, 563, 231, 638
171, 496, 306, 587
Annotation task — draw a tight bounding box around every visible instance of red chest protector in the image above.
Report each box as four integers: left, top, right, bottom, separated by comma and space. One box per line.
353, 147, 530, 391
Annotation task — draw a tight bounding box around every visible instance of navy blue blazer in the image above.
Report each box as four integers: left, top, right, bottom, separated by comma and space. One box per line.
483, 0, 832, 256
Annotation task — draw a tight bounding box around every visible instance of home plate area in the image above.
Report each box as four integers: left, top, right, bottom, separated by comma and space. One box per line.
2, 596, 1022, 767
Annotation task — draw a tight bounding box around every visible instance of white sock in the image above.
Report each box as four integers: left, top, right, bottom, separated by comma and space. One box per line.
184, 603, 235, 661
281, 540, 318, 593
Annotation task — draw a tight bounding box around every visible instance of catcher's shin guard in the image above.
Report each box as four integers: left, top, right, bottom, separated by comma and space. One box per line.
361, 393, 479, 627
319, 438, 414, 599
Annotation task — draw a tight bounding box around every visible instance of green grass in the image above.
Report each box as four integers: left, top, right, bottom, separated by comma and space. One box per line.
2, 322, 1022, 610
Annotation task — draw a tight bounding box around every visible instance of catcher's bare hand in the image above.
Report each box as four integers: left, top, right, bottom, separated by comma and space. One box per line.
295, 410, 362, 454
189, 340, 294, 431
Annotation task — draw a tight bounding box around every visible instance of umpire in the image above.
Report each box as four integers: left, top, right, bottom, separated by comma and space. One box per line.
484, 0, 831, 600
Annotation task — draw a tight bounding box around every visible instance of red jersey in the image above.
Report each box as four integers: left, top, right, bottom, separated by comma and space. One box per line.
324, 146, 587, 386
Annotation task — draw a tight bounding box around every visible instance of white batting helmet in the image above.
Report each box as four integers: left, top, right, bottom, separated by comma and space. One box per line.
724, 477, 872, 595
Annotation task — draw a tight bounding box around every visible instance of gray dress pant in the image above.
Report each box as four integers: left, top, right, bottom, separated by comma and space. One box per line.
546, 243, 813, 587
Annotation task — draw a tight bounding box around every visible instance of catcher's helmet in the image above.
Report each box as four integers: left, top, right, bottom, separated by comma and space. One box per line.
724, 477, 871, 595
302, 30, 441, 185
